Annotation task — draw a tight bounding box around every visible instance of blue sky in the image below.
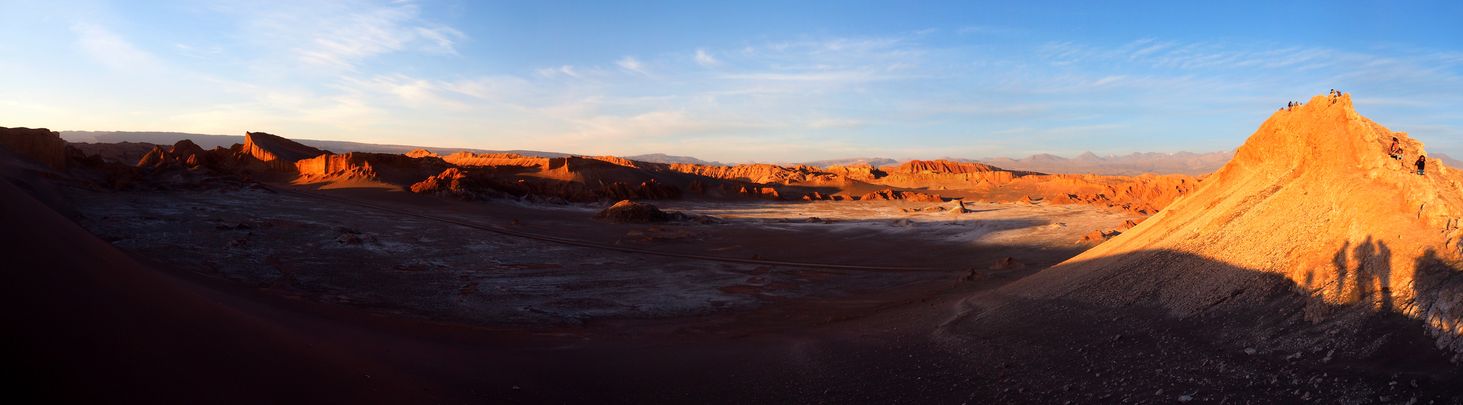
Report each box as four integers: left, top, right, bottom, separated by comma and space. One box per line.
2, 0, 1461, 162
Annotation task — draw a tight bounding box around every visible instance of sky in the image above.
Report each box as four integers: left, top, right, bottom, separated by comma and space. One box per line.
2, 0, 1461, 162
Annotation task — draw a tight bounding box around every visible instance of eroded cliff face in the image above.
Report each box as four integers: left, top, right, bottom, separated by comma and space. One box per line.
241, 132, 324, 170
0, 127, 67, 170
668, 163, 841, 185
442, 152, 549, 169
1008, 93, 1463, 360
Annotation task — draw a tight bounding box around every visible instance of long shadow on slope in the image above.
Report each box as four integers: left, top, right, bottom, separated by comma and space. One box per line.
942, 247, 1463, 403
1304, 240, 1462, 363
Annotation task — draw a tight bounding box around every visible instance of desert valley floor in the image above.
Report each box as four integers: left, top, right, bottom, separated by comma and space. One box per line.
13, 181, 1457, 404
71, 186, 1123, 328
5, 94, 1463, 403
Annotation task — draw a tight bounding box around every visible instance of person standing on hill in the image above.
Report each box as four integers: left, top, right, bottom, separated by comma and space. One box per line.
1417, 155, 1427, 175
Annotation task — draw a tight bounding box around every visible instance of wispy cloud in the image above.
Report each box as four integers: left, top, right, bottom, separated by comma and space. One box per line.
720, 70, 886, 82
536, 65, 584, 79
71, 22, 159, 71
616, 56, 649, 75
220, 0, 464, 70
694, 48, 719, 67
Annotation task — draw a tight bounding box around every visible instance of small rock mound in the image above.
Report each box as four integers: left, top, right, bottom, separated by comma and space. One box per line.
1078, 229, 1120, 244
595, 200, 673, 223
405, 149, 438, 158
990, 256, 1023, 270
859, 188, 944, 202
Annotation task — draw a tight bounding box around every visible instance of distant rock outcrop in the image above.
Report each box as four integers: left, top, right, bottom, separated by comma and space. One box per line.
241, 131, 325, 170
409, 168, 486, 199
595, 200, 673, 223
405, 149, 438, 158
441, 152, 548, 169
825, 163, 886, 180
669, 163, 838, 185
859, 188, 944, 202
873, 159, 1026, 190
0, 127, 67, 170
888, 159, 1003, 175
136, 140, 208, 169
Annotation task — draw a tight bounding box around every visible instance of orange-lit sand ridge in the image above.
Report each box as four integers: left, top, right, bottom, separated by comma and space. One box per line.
1008, 93, 1463, 359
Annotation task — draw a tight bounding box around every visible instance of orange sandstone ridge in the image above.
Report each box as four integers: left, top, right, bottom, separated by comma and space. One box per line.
1008, 93, 1463, 359
3, 126, 1202, 214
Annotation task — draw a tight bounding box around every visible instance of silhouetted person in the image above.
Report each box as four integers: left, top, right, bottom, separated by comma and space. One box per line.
1388, 137, 1403, 160
1417, 155, 1427, 175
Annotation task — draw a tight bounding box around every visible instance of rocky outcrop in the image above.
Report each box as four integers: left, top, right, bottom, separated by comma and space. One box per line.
859, 188, 945, 202
738, 185, 782, 200
1077, 229, 1120, 244
0, 127, 67, 170
409, 168, 485, 199
137, 140, 207, 169
405, 149, 439, 158
295, 152, 452, 186
293, 152, 378, 182
825, 163, 886, 180
872, 159, 1025, 190
594, 200, 674, 223
441, 152, 549, 168
241, 131, 324, 171
1040, 174, 1199, 215
669, 163, 839, 185
888, 159, 1003, 175
409, 166, 681, 203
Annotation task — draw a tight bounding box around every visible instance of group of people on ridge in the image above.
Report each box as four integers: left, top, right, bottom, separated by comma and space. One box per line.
1388, 137, 1427, 175
1282, 90, 1345, 111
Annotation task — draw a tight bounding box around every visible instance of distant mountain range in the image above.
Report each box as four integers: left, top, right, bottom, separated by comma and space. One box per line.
798, 157, 900, 168
622, 153, 724, 166
796, 152, 1232, 175
1436, 153, 1462, 168
60, 131, 569, 158
973, 151, 1234, 176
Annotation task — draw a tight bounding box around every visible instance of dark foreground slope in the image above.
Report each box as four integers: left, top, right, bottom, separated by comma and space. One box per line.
0, 174, 448, 401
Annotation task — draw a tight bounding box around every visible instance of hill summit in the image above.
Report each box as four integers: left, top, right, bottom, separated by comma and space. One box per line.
1010, 92, 1463, 360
